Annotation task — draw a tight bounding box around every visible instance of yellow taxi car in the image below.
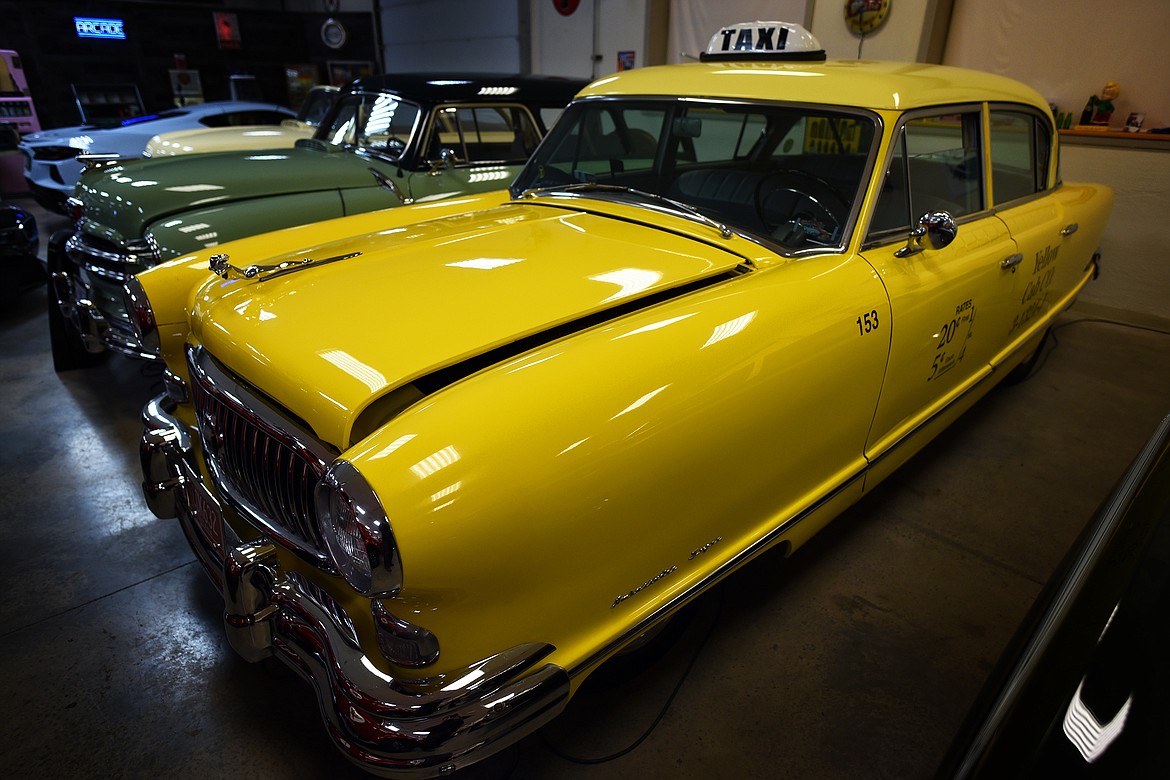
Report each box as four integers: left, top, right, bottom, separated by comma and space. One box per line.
128, 22, 1112, 778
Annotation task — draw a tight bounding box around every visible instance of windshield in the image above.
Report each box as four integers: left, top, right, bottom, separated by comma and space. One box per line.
512, 99, 878, 250
315, 91, 422, 160
296, 87, 338, 126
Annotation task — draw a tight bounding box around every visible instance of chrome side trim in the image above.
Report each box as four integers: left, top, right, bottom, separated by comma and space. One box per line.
569, 461, 866, 679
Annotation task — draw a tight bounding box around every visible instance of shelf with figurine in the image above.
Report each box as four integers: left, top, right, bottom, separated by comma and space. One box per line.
1054, 81, 1169, 149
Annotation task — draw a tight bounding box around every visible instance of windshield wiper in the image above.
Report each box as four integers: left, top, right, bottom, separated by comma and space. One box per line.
521, 182, 733, 239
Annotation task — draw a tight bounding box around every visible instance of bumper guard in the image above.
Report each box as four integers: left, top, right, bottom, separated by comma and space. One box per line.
139, 393, 571, 777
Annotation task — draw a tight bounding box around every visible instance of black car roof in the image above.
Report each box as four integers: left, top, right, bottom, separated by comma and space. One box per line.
343, 73, 588, 105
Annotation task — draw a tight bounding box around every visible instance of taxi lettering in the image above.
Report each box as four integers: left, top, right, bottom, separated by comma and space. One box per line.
1033, 245, 1059, 274
717, 25, 788, 53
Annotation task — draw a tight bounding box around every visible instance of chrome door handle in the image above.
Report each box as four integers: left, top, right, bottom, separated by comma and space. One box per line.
1001, 253, 1024, 272
1061, 223, 1079, 236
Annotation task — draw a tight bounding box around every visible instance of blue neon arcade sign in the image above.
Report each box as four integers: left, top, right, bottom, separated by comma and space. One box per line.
75, 17, 127, 40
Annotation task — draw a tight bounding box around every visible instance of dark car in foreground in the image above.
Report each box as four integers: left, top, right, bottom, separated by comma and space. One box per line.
0, 199, 41, 302
940, 410, 1170, 777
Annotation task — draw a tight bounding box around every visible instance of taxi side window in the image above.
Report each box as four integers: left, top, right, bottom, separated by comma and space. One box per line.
868, 110, 983, 238
434, 106, 541, 164
989, 110, 1051, 204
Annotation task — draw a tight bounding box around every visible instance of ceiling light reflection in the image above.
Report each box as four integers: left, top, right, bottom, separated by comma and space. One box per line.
612, 385, 669, 420
702, 311, 757, 349
410, 446, 461, 479
320, 349, 388, 392
590, 268, 662, 303
372, 433, 417, 460
446, 257, 522, 270
615, 313, 696, 340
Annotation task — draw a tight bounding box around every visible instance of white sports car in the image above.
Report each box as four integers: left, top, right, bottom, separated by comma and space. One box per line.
19, 100, 295, 212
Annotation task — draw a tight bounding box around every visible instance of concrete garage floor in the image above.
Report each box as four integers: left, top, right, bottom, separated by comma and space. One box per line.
2, 194, 1169, 779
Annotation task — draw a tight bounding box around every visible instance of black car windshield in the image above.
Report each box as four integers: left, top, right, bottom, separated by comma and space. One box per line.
315, 91, 422, 161
512, 99, 878, 250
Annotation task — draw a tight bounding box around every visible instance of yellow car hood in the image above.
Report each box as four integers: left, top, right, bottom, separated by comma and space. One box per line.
191, 200, 747, 447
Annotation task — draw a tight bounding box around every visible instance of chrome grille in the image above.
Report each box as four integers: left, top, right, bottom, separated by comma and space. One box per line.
188, 345, 337, 560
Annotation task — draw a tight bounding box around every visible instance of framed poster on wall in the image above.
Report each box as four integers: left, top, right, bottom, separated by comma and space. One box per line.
327, 60, 372, 88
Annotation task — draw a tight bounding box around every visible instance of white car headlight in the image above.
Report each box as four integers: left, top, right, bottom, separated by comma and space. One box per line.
316, 461, 402, 598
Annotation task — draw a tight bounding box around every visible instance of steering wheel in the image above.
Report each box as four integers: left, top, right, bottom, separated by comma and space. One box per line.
754, 169, 849, 245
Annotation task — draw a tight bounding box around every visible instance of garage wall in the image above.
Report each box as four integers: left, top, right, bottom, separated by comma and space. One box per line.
378, 0, 528, 73
531, 0, 653, 79
372, 0, 1169, 325
943, 0, 1170, 129
810, 0, 936, 61
1058, 143, 1170, 323
940, 0, 1170, 324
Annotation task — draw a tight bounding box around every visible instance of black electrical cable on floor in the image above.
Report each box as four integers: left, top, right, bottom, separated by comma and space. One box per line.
539, 586, 724, 766
1020, 316, 1170, 382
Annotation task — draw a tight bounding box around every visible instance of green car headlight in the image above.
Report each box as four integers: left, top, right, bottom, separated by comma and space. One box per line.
316, 461, 402, 598
122, 276, 161, 357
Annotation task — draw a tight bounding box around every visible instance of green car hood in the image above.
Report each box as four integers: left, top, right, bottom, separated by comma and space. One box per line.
75, 145, 381, 245
191, 201, 749, 448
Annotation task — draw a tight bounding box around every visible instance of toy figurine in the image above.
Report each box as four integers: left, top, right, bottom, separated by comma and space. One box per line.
1079, 81, 1120, 126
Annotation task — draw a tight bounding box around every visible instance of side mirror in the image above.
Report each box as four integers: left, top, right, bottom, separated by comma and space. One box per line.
896, 211, 957, 258
367, 167, 411, 205
427, 147, 458, 175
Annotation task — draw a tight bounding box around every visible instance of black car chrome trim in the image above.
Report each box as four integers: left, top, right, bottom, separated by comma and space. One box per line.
941, 410, 1170, 777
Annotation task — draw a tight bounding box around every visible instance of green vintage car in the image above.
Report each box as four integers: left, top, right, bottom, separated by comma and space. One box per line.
47, 73, 585, 370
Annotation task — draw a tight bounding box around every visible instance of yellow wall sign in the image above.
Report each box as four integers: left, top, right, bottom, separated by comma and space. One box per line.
844, 0, 890, 35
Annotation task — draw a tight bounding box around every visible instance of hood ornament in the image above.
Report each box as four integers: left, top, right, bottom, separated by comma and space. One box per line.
209, 251, 362, 281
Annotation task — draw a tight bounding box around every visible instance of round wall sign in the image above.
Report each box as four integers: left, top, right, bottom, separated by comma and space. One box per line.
844, 0, 890, 35
321, 18, 347, 49
553, 0, 580, 16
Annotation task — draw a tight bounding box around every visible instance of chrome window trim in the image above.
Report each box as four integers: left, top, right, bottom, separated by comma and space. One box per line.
860, 102, 989, 250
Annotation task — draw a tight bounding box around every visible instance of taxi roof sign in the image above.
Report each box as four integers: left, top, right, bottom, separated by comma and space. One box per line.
701, 21, 826, 62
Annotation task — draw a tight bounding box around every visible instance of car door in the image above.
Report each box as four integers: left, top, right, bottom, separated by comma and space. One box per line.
860, 106, 1023, 481
407, 104, 541, 202
987, 107, 1095, 363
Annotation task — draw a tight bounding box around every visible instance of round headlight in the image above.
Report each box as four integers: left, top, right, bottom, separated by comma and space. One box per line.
65, 196, 86, 227
316, 461, 402, 597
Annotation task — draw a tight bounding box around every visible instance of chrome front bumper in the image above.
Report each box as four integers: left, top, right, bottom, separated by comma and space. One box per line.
53, 230, 158, 360
139, 394, 571, 777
